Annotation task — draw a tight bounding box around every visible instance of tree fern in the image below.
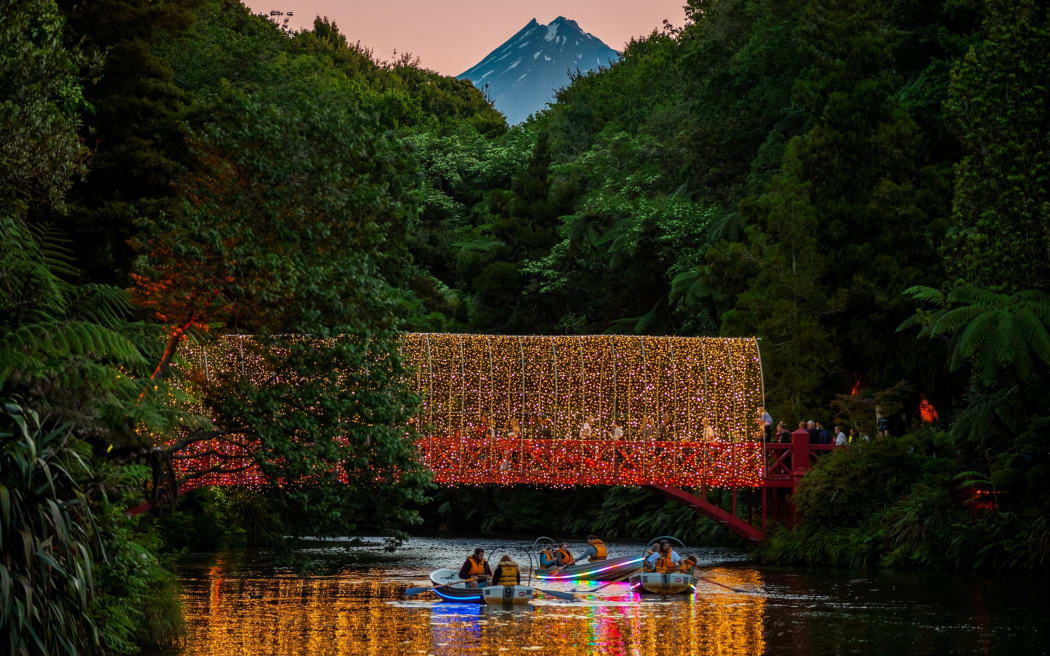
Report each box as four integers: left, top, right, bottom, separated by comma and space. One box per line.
901, 282, 1050, 384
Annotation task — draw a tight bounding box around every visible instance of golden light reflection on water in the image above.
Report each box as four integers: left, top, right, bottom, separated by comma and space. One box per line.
174, 565, 764, 656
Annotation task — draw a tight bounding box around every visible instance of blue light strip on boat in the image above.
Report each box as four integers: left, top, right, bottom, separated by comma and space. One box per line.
536, 557, 645, 581
433, 588, 483, 603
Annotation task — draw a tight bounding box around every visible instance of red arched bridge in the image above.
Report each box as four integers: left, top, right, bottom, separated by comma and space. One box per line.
171, 334, 837, 541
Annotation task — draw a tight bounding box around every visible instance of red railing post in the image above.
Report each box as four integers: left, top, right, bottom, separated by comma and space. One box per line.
791, 429, 810, 494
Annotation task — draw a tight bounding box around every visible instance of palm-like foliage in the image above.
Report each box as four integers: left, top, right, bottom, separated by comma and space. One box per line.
0, 401, 100, 656
0, 217, 181, 442
899, 284, 1050, 385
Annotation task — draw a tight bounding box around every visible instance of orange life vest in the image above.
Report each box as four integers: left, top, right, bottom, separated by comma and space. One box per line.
654, 555, 676, 574
679, 559, 696, 573
539, 548, 556, 567
497, 563, 518, 586
587, 539, 607, 561
466, 555, 486, 577
555, 548, 575, 566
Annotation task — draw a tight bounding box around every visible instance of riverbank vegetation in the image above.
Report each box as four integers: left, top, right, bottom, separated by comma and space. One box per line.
2, 0, 1048, 651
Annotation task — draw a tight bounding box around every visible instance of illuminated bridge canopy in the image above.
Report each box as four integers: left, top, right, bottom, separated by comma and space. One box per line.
403, 334, 765, 488
180, 334, 766, 489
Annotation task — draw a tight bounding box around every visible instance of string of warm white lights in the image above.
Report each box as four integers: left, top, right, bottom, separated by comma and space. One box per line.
176, 333, 766, 489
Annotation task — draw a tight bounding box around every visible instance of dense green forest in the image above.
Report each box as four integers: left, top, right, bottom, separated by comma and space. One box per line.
2, 0, 1048, 651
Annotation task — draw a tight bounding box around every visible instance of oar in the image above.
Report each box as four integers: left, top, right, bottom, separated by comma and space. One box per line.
535, 587, 575, 601
571, 570, 634, 593
405, 577, 475, 597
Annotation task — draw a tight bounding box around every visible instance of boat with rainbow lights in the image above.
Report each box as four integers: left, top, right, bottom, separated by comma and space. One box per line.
533, 554, 645, 582
530, 537, 645, 582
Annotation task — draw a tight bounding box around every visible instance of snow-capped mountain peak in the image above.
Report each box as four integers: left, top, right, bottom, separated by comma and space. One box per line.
459, 16, 619, 124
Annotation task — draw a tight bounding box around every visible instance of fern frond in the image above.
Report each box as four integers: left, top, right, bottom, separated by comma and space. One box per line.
706, 210, 743, 244
1016, 309, 1050, 367
669, 269, 700, 302
633, 300, 663, 334
928, 305, 982, 337
67, 284, 133, 329
1015, 291, 1050, 323
902, 285, 945, 306
29, 223, 80, 280
0, 218, 70, 321
896, 312, 925, 333
950, 310, 997, 371
992, 311, 1018, 368
1, 321, 149, 371
947, 283, 1001, 308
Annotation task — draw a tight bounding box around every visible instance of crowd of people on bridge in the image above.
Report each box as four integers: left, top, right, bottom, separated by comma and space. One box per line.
761, 412, 871, 446
455, 413, 731, 443
435, 405, 877, 448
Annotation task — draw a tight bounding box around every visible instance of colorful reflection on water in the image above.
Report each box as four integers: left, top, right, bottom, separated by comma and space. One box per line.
163, 538, 1050, 656
175, 570, 764, 655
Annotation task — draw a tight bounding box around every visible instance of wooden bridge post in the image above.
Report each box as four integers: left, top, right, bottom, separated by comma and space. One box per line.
788, 430, 812, 526
791, 429, 810, 494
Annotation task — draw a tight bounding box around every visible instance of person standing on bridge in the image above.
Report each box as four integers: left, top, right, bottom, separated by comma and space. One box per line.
641, 416, 658, 441
776, 421, 791, 443
759, 406, 773, 441
834, 425, 848, 446
807, 420, 820, 444
702, 417, 716, 441
477, 416, 495, 441
458, 548, 492, 588
791, 422, 810, 443
580, 415, 595, 440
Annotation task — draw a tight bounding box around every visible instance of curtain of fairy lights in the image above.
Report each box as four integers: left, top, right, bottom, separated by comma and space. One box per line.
401, 334, 764, 488
178, 334, 766, 489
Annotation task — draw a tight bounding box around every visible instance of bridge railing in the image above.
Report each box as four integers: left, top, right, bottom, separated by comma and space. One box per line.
763, 437, 841, 488
417, 436, 765, 488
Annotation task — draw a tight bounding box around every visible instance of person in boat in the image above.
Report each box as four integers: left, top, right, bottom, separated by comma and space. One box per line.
644, 540, 680, 572
580, 535, 607, 562
678, 554, 699, 575
492, 554, 521, 586
458, 547, 492, 588
554, 543, 576, 567
538, 545, 558, 569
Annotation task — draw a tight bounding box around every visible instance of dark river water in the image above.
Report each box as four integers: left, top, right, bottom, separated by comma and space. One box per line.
158, 537, 1049, 655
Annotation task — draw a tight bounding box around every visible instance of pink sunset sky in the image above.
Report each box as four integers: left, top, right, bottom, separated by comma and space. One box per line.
243, 1, 688, 76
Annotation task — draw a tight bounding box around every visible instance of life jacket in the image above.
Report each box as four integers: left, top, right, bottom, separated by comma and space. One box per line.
466, 555, 486, 577
679, 559, 696, 573
654, 555, 676, 574
555, 548, 575, 566
539, 548, 555, 568
587, 539, 607, 561
497, 563, 518, 586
